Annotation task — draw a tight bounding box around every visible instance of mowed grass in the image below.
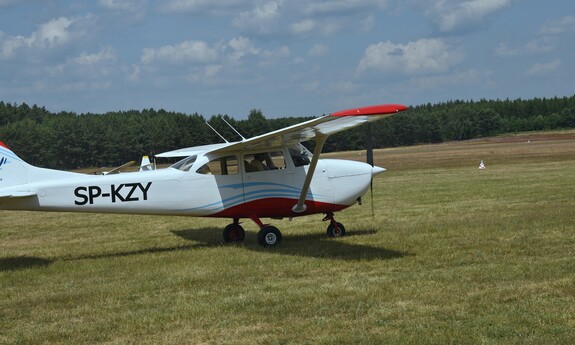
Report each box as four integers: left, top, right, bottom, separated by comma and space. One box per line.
1, 132, 574, 344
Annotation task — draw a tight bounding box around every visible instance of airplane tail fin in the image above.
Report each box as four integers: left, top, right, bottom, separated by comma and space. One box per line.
0, 140, 35, 188
0, 140, 79, 193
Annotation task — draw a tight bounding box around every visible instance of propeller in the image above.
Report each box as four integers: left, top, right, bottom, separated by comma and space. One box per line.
366, 123, 375, 217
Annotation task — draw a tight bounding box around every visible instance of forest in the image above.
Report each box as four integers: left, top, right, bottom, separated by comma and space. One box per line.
1, 95, 574, 170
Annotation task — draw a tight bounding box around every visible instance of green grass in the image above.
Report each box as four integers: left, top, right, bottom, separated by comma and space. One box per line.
1, 133, 575, 344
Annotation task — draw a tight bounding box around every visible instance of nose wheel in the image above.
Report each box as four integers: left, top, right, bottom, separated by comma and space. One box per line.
324, 212, 346, 238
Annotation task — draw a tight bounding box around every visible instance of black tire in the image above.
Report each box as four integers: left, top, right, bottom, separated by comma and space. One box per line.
326, 222, 346, 238
223, 223, 245, 243
257, 226, 282, 247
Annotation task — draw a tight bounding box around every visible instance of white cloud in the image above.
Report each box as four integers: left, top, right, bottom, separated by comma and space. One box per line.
361, 14, 375, 32
495, 15, 573, 58
309, 43, 329, 57
160, 0, 245, 15
186, 64, 225, 84
34, 47, 119, 83
141, 40, 219, 65
291, 19, 316, 36
295, 1, 381, 36
31, 17, 77, 48
98, 0, 146, 12
495, 36, 556, 57
0, 0, 29, 6
292, 56, 305, 64
527, 59, 561, 76
71, 47, 116, 66
129, 63, 141, 81
304, 0, 388, 16
232, 1, 283, 34
261, 45, 291, 60
539, 16, 575, 36
227, 36, 260, 63
0, 16, 89, 59
358, 38, 463, 75
204, 65, 223, 78
68, 47, 117, 77
301, 80, 321, 92
429, 0, 511, 33
135, 37, 266, 84
0, 34, 25, 59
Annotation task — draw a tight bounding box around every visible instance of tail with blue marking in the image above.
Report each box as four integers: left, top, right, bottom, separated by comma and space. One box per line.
0, 141, 33, 188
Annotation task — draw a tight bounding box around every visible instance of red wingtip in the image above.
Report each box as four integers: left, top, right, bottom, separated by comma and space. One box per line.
331, 104, 408, 117
0, 141, 10, 150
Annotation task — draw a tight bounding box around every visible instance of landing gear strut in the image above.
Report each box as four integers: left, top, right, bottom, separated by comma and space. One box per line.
223, 218, 245, 243
323, 212, 346, 238
223, 213, 344, 247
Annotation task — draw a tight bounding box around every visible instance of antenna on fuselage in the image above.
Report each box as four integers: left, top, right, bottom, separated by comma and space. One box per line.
221, 117, 246, 141
205, 122, 229, 143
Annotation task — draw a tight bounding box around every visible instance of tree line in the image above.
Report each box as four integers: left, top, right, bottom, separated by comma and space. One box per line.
1, 95, 574, 170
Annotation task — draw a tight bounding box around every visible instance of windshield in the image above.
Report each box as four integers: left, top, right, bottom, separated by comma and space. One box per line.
170, 155, 197, 171
289, 144, 311, 167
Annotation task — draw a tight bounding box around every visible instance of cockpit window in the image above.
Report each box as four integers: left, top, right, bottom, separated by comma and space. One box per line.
170, 155, 197, 171
197, 156, 239, 175
289, 144, 311, 167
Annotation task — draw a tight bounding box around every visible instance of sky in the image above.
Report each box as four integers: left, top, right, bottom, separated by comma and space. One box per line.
0, 0, 574, 119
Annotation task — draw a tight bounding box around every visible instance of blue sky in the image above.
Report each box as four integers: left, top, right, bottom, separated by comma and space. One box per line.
0, 0, 573, 119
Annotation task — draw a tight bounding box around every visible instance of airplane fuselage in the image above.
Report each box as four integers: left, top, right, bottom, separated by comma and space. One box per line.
0, 155, 377, 219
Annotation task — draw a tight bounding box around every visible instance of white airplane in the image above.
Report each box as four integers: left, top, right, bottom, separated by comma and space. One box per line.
0, 104, 407, 247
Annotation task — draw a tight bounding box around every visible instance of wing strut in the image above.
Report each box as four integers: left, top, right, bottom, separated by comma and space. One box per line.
292, 134, 328, 213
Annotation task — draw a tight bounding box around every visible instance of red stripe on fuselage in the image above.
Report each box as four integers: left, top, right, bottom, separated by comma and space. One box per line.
211, 198, 349, 219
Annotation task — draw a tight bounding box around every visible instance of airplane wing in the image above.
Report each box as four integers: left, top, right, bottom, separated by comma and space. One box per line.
157, 104, 408, 158
211, 104, 408, 155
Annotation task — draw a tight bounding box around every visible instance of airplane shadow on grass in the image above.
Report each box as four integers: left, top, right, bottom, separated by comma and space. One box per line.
173, 227, 411, 261
0, 228, 410, 271
0, 256, 53, 272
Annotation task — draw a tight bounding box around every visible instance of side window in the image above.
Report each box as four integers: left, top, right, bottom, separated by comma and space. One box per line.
244, 151, 286, 173
196, 156, 239, 175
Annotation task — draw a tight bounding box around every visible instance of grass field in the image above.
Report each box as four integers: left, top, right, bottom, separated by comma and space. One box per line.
1, 131, 574, 344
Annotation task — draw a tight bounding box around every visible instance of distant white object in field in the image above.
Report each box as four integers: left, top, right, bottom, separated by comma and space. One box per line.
479, 160, 486, 170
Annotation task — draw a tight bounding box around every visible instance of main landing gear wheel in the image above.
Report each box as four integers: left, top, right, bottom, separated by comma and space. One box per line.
327, 222, 346, 238
223, 223, 245, 243
257, 226, 282, 247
